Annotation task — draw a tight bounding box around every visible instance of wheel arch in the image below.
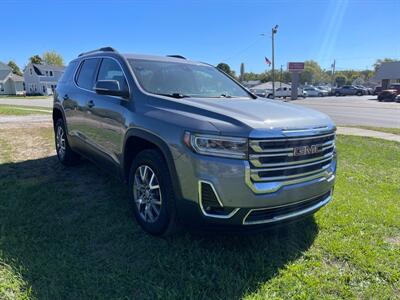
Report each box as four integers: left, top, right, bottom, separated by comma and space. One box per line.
123, 128, 183, 199
52, 105, 66, 127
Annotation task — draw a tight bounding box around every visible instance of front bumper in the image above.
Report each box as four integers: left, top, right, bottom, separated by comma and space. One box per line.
174, 150, 336, 227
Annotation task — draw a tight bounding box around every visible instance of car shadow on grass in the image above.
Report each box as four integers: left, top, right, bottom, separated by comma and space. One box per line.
0, 156, 318, 299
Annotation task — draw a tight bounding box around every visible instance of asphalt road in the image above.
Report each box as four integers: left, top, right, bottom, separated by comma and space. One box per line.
1, 95, 399, 128
292, 95, 400, 128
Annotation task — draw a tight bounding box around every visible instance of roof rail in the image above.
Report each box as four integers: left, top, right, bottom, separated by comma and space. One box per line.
78, 47, 117, 57
166, 55, 186, 59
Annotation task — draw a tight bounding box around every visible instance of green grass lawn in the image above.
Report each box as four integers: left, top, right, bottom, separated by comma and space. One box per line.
0, 105, 51, 116
346, 126, 400, 136
0, 129, 399, 299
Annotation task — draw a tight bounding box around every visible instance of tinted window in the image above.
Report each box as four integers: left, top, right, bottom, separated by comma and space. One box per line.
59, 61, 78, 83
97, 58, 128, 91
76, 59, 99, 90
129, 59, 250, 98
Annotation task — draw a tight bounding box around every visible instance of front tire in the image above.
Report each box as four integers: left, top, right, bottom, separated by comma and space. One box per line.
128, 149, 178, 236
54, 118, 80, 166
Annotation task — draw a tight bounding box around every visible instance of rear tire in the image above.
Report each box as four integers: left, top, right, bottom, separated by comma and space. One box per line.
356, 91, 362, 96
335, 92, 340, 96
128, 149, 179, 236
54, 118, 80, 166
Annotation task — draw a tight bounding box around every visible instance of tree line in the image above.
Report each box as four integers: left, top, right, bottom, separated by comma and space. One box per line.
6, 50, 64, 77
218, 58, 398, 86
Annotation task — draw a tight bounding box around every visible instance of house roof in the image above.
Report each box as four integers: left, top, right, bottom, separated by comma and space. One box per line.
0, 61, 11, 70
372, 61, 400, 80
9, 73, 24, 82
31, 63, 65, 74
0, 62, 12, 81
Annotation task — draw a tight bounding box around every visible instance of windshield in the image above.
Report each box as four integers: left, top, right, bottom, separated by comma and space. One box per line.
128, 59, 251, 98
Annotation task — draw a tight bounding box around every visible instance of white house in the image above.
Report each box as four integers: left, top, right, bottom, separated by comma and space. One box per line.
0, 62, 25, 95
24, 63, 65, 95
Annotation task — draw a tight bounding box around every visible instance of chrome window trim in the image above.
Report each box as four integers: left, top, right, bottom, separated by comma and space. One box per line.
242, 191, 333, 225
198, 180, 240, 219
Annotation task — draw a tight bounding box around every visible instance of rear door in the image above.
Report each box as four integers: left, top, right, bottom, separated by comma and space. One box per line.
69, 58, 101, 152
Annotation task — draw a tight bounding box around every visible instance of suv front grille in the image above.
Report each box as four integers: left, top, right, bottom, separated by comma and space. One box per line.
249, 132, 335, 182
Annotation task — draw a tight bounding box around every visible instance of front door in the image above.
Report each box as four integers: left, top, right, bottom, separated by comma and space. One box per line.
88, 58, 131, 169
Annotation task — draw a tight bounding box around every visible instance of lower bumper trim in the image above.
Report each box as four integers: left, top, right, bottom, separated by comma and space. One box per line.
242, 191, 332, 225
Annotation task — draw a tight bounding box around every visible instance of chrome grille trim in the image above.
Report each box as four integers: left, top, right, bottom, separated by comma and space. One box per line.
246, 130, 336, 193
250, 133, 335, 152
251, 163, 332, 182
250, 150, 334, 167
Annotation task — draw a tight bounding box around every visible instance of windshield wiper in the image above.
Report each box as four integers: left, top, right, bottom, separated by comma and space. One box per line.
155, 93, 191, 99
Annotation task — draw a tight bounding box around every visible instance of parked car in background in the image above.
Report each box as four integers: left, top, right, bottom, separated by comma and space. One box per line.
395, 94, 400, 103
269, 87, 306, 99
373, 86, 382, 95
378, 84, 400, 102
354, 85, 371, 95
304, 86, 328, 97
334, 85, 365, 96
317, 86, 332, 95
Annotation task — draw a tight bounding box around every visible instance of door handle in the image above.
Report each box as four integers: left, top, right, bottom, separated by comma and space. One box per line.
86, 100, 95, 108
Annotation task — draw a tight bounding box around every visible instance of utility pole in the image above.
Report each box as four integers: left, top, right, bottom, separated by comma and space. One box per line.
271, 25, 278, 98
280, 65, 283, 89
331, 59, 336, 86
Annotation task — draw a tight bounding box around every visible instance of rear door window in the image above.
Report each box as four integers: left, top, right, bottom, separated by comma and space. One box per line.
76, 58, 100, 90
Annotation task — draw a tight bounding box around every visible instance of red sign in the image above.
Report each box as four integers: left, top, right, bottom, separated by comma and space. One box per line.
288, 62, 305, 72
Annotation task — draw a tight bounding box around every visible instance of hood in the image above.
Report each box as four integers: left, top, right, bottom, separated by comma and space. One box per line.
182, 97, 335, 136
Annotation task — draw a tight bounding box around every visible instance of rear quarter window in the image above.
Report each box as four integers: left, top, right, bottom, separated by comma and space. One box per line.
75, 58, 100, 90
58, 61, 78, 84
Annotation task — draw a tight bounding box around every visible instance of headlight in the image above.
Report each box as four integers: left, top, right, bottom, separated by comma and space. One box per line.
183, 132, 248, 159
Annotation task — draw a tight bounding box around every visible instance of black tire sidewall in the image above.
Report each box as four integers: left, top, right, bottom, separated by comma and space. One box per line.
128, 149, 176, 235
55, 119, 79, 165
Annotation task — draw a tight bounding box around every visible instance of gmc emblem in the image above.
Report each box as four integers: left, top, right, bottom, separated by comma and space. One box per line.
293, 144, 323, 156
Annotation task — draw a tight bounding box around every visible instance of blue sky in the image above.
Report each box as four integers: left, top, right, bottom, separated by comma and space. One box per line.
1, 0, 399, 73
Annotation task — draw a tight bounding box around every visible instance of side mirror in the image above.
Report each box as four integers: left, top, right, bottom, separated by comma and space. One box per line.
94, 80, 129, 98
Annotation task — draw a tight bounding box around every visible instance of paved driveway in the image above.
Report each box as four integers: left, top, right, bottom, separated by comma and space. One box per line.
293, 95, 400, 128
0, 97, 52, 108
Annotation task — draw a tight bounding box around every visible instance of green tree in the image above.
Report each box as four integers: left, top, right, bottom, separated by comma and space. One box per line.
373, 58, 398, 71
239, 63, 245, 82
335, 75, 347, 87
29, 55, 43, 65
299, 60, 329, 85
216, 63, 236, 78
43, 51, 64, 66
7, 60, 22, 76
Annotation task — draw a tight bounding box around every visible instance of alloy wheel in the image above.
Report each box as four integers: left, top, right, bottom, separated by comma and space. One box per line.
133, 165, 162, 223
56, 126, 66, 159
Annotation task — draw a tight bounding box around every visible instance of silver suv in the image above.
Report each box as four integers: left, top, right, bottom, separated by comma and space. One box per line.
53, 47, 337, 235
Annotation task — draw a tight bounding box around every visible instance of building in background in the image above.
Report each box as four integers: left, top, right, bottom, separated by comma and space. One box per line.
24, 63, 65, 95
0, 61, 25, 95
372, 61, 400, 89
